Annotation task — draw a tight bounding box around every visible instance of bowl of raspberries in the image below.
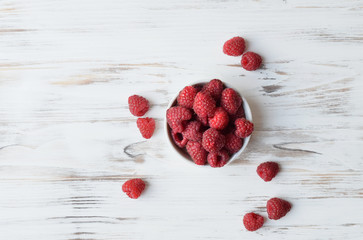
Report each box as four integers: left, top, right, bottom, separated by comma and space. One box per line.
165, 79, 254, 167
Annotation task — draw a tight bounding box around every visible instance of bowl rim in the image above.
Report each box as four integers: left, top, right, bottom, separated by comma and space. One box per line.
164, 80, 253, 167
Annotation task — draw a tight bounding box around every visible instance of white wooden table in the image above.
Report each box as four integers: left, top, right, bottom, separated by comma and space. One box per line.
1, 0, 362, 239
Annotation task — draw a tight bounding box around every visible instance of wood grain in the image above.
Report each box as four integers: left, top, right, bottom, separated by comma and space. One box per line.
0, 0, 362, 239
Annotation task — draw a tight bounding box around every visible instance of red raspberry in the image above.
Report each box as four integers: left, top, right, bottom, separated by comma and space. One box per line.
223, 36, 246, 56
243, 213, 264, 231
122, 179, 146, 199
177, 86, 197, 109
166, 106, 192, 133
209, 107, 229, 130
171, 131, 188, 148
267, 198, 292, 220
186, 141, 207, 165
257, 162, 279, 182
225, 133, 243, 154
241, 52, 262, 71
202, 128, 225, 153
203, 79, 224, 100
235, 118, 254, 138
221, 88, 242, 115
193, 91, 216, 118
197, 115, 209, 126
128, 95, 149, 117
230, 105, 246, 123
136, 118, 155, 139
183, 121, 203, 142
207, 149, 230, 168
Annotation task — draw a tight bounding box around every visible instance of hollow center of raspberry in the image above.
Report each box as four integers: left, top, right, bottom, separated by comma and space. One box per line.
175, 133, 183, 142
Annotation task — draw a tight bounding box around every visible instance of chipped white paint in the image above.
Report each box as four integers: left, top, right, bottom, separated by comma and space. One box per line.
0, 0, 363, 239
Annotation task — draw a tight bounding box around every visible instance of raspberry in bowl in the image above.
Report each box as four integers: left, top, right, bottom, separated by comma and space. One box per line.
165, 79, 253, 168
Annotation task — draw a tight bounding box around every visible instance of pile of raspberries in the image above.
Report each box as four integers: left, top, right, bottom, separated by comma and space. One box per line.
166, 79, 253, 168
123, 36, 291, 232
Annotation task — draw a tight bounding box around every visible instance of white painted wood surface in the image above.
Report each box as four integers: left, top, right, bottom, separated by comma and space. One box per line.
1, 0, 363, 239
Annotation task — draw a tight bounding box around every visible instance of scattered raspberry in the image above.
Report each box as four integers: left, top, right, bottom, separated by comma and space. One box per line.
257, 162, 279, 182
202, 128, 225, 153
223, 36, 246, 56
186, 141, 207, 165
221, 88, 242, 115
267, 198, 291, 220
136, 118, 155, 139
225, 133, 243, 154
209, 107, 229, 130
207, 149, 230, 167
166, 106, 192, 133
183, 121, 203, 142
243, 213, 264, 231
235, 118, 254, 138
197, 115, 209, 126
171, 131, 188, 148
177, 86, 197, 109
128, 95, 149, 117
241, 52, 262, 71
230, 105, 246, 123
193, 91, 216, 118
203, 79, 224, 100
122, 179, 146, 199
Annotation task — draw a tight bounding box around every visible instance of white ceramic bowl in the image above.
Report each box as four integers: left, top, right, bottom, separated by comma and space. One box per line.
165, 81, 253, 167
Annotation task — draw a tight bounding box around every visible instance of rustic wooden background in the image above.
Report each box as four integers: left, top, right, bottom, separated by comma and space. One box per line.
1, 0, 362, 239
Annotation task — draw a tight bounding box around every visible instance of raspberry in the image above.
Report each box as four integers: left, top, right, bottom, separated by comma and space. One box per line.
166, 106, 192, 133
128, 95, 149, 117
267, 198, 292, 220
225, 133, 243, 154
230, 105, 246, 123
223, 36, 246, 56
243, 213, 264, 231
193, 91, 216, 118
221, 88, 242, 115
197, 115, 209, 126
203, 79, 224, 100
186, 141, 207, 165
235, 118, 254, 138
136, 118, 155, 139
171, 131, 188, 148
183, 121, 203, 142
207, 149, 230, 168
257, 162, 279, 182
122, 179, 146, 199
209, 107, 229, 130
177, 86, 197, 109
241, 52, 262, 71
202, 128, 225, 153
